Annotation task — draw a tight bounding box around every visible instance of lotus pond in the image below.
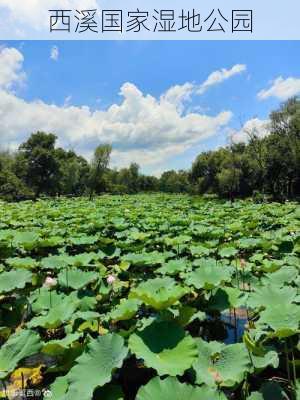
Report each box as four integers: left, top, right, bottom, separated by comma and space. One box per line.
0, 194, 299, 399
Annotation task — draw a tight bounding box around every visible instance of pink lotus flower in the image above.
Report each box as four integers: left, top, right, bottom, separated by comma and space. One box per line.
43, 276, 57, 289
107, 275, 116, 285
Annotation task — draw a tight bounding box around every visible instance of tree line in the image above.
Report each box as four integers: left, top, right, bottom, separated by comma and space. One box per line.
0, 98, 299, 201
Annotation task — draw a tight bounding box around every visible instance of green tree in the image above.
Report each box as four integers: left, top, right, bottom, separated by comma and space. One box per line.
160, 170, 190, 193
17, 132, 60, 198
55, 149, 90, 196
269, 97, 300, 197
89, 144, 112, 200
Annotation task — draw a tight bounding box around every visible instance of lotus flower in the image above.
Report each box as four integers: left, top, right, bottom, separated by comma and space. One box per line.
107, 274, 116, 285
43, 276, 57, 289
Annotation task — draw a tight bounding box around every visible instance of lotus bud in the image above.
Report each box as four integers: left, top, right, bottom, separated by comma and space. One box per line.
43, 276, 57, 289
107, 274, 116, 285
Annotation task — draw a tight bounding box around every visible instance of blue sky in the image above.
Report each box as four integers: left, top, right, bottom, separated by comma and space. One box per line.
0, 40, 300, 174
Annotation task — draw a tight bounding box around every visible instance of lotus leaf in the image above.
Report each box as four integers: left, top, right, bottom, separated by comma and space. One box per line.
0, 330, 42, 379
193, 339, 250, 387
186, 265, 232, 290
110, 298, 141, 322
56, 333, 128, 400
58, 268, 98, 290
130, 277, 188, 310
136, 376, 227, 400
0, 269, 32, 294
128, 320, 198, 376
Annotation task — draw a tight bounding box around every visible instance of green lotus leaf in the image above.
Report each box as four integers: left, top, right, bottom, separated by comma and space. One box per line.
50, 376, 69, 398
157, 259, 189, 276
40, 254, 71, 270
260, 259, 284, 273
190, 245, 211, 257
218, 246, 239, 258
69, 234, 99, 246
128, 320, 198, 376
130, 277, 188, 310
58, 268, 98, 290
72, 311, 100, 321
164, 234, 192, 246
56, 333, 128, 400
13, 231, 40, 250
27, 295, 79, 329
69, 252, 97, 267
6, 257, 38, 270
129, 230, 150, 242
262, 266, 298, 287
0, 269, 32, 294
122, 251, 168, 267
186, 265, 231, 290
69, 291, 97, 311
257, 303, 300, 337
193, 339, 250, 387
175, 305, 206, 326
0, 329, 42, 378
247, 285, 297, 310
238, 238, 261, 250
42, 333, 82, 356
209, 287, 247, 311
39, 236, 64, 248
30, 288, 66, 313
251, 350, 279, 371
110, 298, 141, 322
136, 376, 227, 400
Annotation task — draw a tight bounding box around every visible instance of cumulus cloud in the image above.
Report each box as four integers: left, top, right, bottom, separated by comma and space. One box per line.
0, 83, 232, 166
230, 118, 270, 144
257, 76, 300, 101
198, 64, 247, 95
50, 45, 59, 61
0, 47, 25, 89
161, 83, 194, 111
0, 47, 234, 170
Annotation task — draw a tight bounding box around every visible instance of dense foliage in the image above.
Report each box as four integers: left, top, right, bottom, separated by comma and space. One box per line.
0, 98, 299, 201
0, 195, 299, 399
191, 98, 300, 200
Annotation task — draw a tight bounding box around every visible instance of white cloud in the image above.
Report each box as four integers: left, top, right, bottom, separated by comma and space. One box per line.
50, 45, 59, 61
161, 82, 194, 111
257, 76, 300, 101
198, 64, 247, 94
0, 47, 234, 170
0, 83, 232, 168
0, 47, 25, 89
230, 118, 270, 144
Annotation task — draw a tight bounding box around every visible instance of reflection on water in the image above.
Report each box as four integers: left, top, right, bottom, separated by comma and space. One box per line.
221, 310, 248, 344
202, 308, 248, 344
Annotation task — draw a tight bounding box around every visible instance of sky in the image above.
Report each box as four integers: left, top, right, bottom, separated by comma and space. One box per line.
0, 40, 300, 175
